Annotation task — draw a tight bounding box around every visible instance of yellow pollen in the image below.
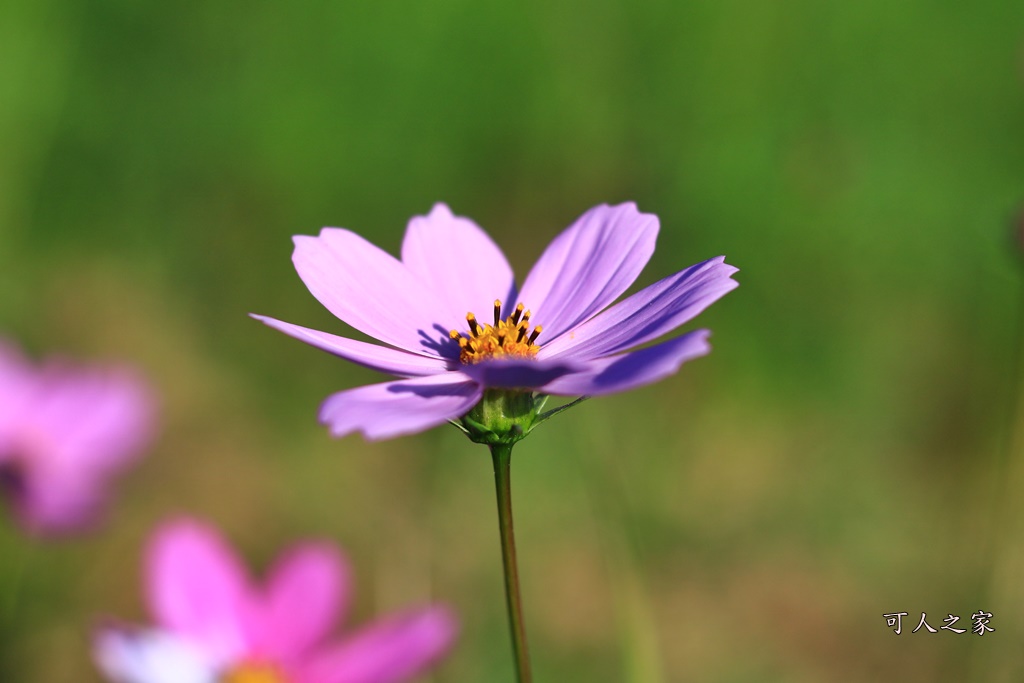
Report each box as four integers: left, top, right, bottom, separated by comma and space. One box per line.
449, 300, 543, 364
221, 662, 289, 683
466, 313, 481, 336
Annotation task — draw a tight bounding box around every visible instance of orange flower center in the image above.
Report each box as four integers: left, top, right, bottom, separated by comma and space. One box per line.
221, 662, 289, 683
450, 300, 543, 364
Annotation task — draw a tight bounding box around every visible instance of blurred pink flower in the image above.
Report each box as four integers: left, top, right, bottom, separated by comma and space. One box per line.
95, 518, 458, 683
0, 338, 154, 535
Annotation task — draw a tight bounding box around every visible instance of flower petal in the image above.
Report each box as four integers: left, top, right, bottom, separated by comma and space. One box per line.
458, 357, 583, 389
251, 315, 449, 377
32, 365, 155, 474
540, 330, 712, 396
0, 340, 34, 438
540, 256, 739, 359
401, 203, 517, 321
146, 519, 251, 661
0, 355, 153, 536
93, 627, 218, 683
293, 228, 457, 358
299, 606, 458, 683
248, 543, 351, 662
517, 203, 659, 341
4, 464, 106, 536
319, 374, 482, 441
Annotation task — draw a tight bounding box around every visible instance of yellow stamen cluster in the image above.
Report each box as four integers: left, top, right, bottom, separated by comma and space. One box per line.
450, 300, 543, 365
221, 662, 289, 683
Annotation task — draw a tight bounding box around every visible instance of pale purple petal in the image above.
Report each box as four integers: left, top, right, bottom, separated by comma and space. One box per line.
540, 330, 712, 396
293, 228, 457, 358
247, 543, 350, 663
540, 257, 739, 359
458, 357, 583, 389
299, 607, 458, 683
401, 203, 517, 321
517, 203, 658, 341
146, 519, 252, 661
94, 627, 218, 683
319, 375, 482, 441
251, 315, 449, 377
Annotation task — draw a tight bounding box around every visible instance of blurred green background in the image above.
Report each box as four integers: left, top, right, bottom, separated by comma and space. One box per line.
2, 1, 1024, 681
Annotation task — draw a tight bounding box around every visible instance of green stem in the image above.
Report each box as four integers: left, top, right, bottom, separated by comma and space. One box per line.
490, 443, 532, 683
4, 540, 28, 623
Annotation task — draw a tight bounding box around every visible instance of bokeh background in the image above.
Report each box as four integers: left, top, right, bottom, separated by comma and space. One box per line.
2, 1, 1024, 681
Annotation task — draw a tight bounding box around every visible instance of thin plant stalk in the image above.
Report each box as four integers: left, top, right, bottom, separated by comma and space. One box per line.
490, 443, 532, 683
3, 538, 33, 635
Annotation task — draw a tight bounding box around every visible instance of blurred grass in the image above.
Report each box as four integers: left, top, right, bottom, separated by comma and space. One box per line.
2, 0, 1024, 681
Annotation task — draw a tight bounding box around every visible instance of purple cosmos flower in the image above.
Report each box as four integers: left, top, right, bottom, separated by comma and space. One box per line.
0, 338, 154, 535
94, 518, 458, 683
254, 203, 738, 440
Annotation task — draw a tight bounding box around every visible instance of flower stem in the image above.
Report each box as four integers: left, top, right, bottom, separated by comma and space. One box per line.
2, 536, 32, 630
490, 443, 532, 683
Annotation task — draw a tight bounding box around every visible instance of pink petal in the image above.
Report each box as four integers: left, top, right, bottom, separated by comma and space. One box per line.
540, 330, 712, 396
318, 374, 482, 441
299, 606, 458, 683
401, 203, 517, 323
5, 464, 105, 536
33, 365, 155, 474
146, 519, 252, 661
292, 228, 458, 358
0, 356, 154, 536
248, 543, 351, 663
251, 315, 450, 377
0, 339, 34, 439
517, 203, 659, 342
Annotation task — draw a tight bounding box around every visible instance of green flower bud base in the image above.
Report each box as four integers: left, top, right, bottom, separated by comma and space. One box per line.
458, 390, 548, 446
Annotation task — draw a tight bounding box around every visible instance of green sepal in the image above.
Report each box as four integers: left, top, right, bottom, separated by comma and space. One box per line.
455, 389, 549, 446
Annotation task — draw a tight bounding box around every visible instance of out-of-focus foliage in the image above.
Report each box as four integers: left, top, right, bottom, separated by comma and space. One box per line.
2, 1, 1023, 681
